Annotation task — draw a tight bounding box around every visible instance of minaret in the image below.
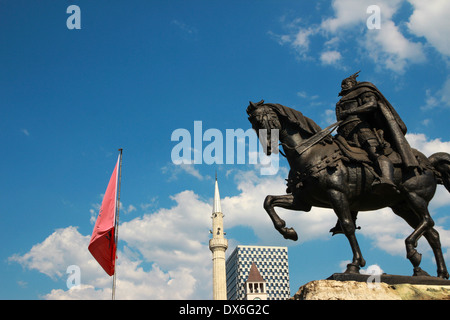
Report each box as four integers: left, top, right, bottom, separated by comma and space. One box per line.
209, 174, 228, 300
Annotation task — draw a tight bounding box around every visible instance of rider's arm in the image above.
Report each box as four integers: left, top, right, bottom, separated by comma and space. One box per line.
342, 93, 378, 117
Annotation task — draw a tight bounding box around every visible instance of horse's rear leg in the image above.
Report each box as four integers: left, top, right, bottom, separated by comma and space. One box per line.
392, 202, 429, 276
392, 202, 449, 278
424, 228, 449, 279
263, 194, 304, 241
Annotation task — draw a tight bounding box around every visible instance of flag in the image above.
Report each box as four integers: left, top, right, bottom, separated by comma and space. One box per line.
88, 155, 120, 276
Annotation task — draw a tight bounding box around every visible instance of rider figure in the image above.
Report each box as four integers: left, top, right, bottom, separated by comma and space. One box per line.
330, 71, 419, 235
336, 72, 395, 191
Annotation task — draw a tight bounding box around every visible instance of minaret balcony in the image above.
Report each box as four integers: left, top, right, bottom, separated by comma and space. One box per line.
209, 238, 228, 250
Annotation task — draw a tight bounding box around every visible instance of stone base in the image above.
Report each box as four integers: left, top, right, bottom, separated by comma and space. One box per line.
327, 272, 450, 285
293, 275, 450, 300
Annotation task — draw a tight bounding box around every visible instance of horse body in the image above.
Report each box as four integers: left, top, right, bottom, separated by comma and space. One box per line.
248, 101, 450, 278
291, 143, 436, 211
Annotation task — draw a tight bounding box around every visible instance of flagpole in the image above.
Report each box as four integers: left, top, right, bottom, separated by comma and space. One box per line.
112, 148, 123, 300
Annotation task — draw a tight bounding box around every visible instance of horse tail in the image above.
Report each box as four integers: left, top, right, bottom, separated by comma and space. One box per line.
429, 152, 450, 192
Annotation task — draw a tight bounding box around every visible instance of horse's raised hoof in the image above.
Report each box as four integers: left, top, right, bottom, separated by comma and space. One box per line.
413, 267, 430, 277
344, 263, 360, 274
281, 227, 298, 241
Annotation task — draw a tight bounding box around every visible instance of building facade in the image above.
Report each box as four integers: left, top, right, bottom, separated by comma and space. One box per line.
226, 245, 290, 300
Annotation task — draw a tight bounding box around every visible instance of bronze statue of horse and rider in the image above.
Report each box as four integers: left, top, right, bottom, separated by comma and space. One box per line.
247, 72, 450, 278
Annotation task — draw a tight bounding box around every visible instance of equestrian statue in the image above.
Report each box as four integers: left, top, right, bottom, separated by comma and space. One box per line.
246, 71, 450, 278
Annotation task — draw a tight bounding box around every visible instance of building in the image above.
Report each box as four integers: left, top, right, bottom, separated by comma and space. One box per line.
209, 176, 228, 300
226, 245, 290, 300
245, 262, 268, 300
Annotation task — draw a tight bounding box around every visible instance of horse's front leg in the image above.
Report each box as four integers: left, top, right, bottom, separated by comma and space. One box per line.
263, 194, 302, 241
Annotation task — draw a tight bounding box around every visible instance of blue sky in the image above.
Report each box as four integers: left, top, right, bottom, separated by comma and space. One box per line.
1, 0, 450, 299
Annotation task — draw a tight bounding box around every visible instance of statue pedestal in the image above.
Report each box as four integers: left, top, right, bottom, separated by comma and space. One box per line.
293, 273, 450, 300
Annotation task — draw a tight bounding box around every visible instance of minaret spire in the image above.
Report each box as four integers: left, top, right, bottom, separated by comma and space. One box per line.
209, 174, 228, 300
213, 173, 222, 214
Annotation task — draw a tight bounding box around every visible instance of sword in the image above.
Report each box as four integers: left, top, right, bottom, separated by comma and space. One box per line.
294, 121, 342, 156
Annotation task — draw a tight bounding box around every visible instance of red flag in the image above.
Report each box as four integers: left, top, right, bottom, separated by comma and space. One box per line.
88, 155, 120, 276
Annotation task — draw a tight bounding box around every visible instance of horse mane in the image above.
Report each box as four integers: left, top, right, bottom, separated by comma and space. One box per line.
265, 103, 322, 136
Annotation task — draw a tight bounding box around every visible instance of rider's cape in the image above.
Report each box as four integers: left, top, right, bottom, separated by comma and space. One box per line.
338, 82, 418, 169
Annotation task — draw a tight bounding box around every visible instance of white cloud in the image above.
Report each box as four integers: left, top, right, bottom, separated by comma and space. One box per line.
120, 190, 212, 270
44, 284, 109, 300
324, 0, 425, 72
124, 204, 136, 214
407, 0, 450, 57
267, 30, 292, 47
363, 20, 425, 73
321, 0, 404, 32
406, 133, 450, 156
9, 227, 97, 281
320, 50, 342, 65
421, 77, 450, 110
270, 0, 432, 73
10, 224, 205, 299
292, 27, 316, 52
267, 17, 320, 61
323, 109, 336, 126
321, 0, 377, 32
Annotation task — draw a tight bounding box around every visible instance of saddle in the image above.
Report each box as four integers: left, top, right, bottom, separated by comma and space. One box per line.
333, 134, 402, 165
285, 132, 403, 194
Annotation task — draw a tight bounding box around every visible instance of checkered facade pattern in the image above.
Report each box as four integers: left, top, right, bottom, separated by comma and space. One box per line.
226, 245, 290, 300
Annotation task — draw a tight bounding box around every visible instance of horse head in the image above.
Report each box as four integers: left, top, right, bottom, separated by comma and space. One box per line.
247, 100, 281, 156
